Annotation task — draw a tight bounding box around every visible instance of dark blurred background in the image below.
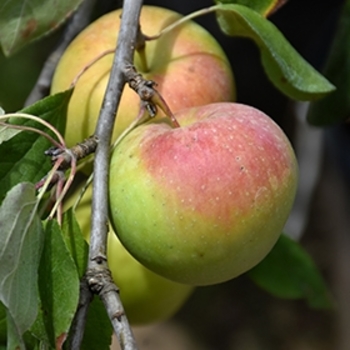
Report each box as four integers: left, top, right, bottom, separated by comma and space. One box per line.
1, 1, 349, 349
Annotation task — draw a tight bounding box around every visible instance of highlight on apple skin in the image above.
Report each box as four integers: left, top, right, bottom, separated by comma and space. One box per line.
109, 102, 298, 286
51, 5, 235, 148
66, 187, 194, 325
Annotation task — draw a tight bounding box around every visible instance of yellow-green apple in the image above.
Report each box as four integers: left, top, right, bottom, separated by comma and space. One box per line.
66, 186, 194, 325
109, 102, 298, 286
51, 5, 235, 149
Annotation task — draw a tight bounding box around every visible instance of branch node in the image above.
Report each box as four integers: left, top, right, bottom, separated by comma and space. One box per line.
124, 65, 180, 128
113, 311, 125, 322
125, 64, 157, 99
44, 135, 99, 172
85, 265, 119, 297
91, 254, 107, 265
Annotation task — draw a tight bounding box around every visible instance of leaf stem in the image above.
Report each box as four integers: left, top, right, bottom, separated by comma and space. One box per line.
0, 113, 66, 148
70, 49, 114, 88
36, 158, 64, 207
48, 149, 77, 222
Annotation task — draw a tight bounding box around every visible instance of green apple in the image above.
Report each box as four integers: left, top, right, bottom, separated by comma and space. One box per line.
109, 102, 298, 286
51, 5, 235, 148
68, 186, 194, 325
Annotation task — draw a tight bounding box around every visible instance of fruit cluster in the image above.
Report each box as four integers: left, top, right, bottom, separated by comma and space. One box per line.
54, 5, 297, 324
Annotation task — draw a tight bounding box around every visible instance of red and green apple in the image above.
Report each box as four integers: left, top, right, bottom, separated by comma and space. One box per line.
109, 102, 298, 286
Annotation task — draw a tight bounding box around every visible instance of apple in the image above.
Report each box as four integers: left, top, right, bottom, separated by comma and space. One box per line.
109, 102, 298, 286
67, 186, 194, 325
51, 5, 235, 149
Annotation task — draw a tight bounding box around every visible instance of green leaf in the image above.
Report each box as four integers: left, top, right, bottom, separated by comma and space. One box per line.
6, 310, 26, 350
0, 89, 72, 204
0, 183, 44, 346
31, 220, 80, 348
0, 303, 7, 346
0, 127, 22, 145
0, 122, 22, 145
0, 0, 84, 56
61, 209, 89, 279
248, 234, 333, 309
61, 211, 112, 350
307, 0, 350, 125
214, 0, 287, 17
80, 298, 113, 350
213, 4, 335, 100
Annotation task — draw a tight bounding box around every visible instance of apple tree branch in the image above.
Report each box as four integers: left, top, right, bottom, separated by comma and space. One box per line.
86, 0, 144, 348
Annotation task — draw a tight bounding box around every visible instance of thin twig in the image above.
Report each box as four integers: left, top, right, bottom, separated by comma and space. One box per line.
68, 278, 94, 350
0, 113, 66, 147
142, 1, 288, 44
0, 122, 62, 149
70, 49, 115, 88
144, 6, 216, 41
88, 0, 143, 348
44, 135, 98, 171
25, 0, 97, 106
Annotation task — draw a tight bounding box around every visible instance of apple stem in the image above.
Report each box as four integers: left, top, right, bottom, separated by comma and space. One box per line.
135, 26, 150, 73
136, 45, 149, 73
111, 105, 152, 151
144, 6, 217, 41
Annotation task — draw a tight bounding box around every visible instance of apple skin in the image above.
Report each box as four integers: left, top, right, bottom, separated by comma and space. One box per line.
68, 187, 194, 325
51, 5, 235, 148
109, 102, 298, 286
